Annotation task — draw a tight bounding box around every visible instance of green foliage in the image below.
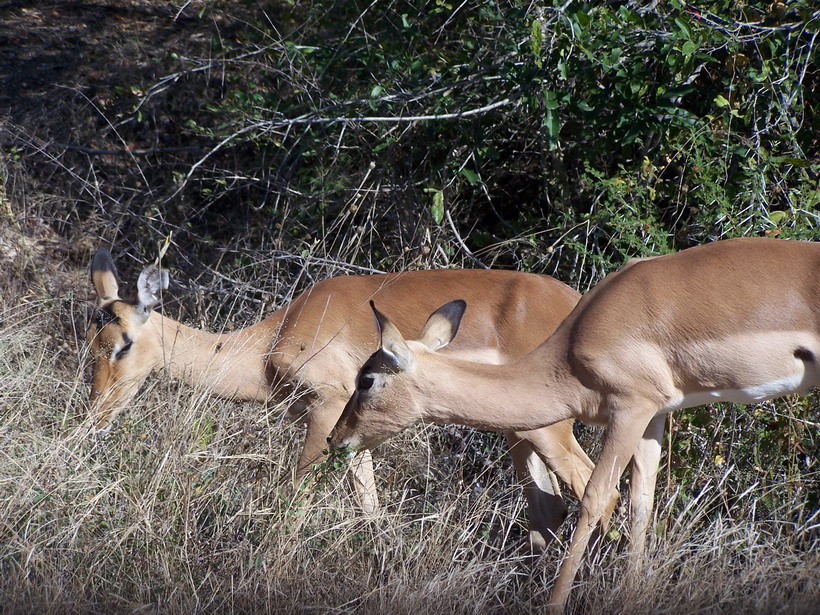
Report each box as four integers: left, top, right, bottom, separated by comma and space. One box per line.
167, 0, 816, 286
665, 395, 819, 524
525, 0, 818, 279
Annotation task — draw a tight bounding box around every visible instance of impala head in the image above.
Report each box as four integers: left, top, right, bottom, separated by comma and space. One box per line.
329, 299, 467, 451
86, 248, 169, 432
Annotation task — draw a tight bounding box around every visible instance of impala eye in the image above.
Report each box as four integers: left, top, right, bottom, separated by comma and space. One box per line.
359, 374, 374, 390
115, 341, 133, 359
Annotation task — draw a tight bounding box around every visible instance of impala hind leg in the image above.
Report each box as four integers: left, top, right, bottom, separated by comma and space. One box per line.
547, 404, 657, 615
627, 414, 665, 565
296, 398, 380, 514
505, 431, 566, 552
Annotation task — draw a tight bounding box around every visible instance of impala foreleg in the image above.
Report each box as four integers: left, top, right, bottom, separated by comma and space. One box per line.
505, 431, 566, 552
548, 405, 656, 614
523, 424, 620, 533
297, 397, 380, 514
349, 449, 379, 515
295, 399, 341, 487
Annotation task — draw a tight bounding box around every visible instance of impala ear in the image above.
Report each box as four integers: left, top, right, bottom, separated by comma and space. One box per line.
136, 264, 169, 316
371, 301, 414, 370
90, 248, 120, 303
418, 300, 466, 351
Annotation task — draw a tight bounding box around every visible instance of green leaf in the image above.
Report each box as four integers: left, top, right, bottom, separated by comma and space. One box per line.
557, 58, 568, 80
714, 94, 730, 108
780, 157, 813, 168
193, 416, 215, 447
430, 190, 444, 224
767, 210, 789, 225
674, 16, 693, 39
544, 90, 559, 110
530, 20, 543, 67
544, 108, 560, 148
574, 9, 591, 28
666, 85, 695, 97
460, 168, 479, 186
682, 40, 697, 56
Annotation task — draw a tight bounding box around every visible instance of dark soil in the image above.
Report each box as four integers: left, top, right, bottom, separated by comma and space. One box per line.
0, 1, 258, 279
0, 0, 228, 143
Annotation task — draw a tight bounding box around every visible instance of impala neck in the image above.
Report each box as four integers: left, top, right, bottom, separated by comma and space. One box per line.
418, 344, 593, 432
148, 310, 274, 402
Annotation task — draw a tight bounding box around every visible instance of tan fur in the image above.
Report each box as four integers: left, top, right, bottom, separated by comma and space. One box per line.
329, 237, 820, 613
87, 250, 597, 549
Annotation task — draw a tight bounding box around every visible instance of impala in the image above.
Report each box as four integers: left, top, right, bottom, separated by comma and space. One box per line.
87, 247, 602, 549
330, 237, 820, 613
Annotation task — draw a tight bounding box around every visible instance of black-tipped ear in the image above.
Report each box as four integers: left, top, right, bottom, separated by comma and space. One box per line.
90, 248, 118, 279
418, 299, 466, 351
370, 300, 388, 337
370, 300, 414, 370
90, 248, 120, 302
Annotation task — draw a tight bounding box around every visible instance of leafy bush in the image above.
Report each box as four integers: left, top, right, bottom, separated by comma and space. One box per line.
172, 0, 817, 284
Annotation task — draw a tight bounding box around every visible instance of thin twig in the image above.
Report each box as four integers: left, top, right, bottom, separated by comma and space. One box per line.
445, 209, 488, 269
262, 97, 513, 126
170, 97, 514, 197
1, 141, 203, 156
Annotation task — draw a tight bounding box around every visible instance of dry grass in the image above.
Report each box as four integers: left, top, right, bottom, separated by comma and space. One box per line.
0, 265, 818, 615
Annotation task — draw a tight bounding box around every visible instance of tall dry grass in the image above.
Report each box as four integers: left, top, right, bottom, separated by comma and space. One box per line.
0, 268, 818, 615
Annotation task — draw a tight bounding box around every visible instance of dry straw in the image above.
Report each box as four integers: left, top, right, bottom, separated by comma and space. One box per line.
1, 284, 818, 614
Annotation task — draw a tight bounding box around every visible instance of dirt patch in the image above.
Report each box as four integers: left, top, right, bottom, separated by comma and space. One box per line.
0, 0, 252, 316
0, 0, 257, 281
0, 0, 229, 142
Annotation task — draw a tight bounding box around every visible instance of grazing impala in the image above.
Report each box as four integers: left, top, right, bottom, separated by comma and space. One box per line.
330, 237, 820, 613
87, 247, 602, 549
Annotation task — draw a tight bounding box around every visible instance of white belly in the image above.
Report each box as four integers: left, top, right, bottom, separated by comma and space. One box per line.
662, 372, 809, 412
660, 331, 818, 413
